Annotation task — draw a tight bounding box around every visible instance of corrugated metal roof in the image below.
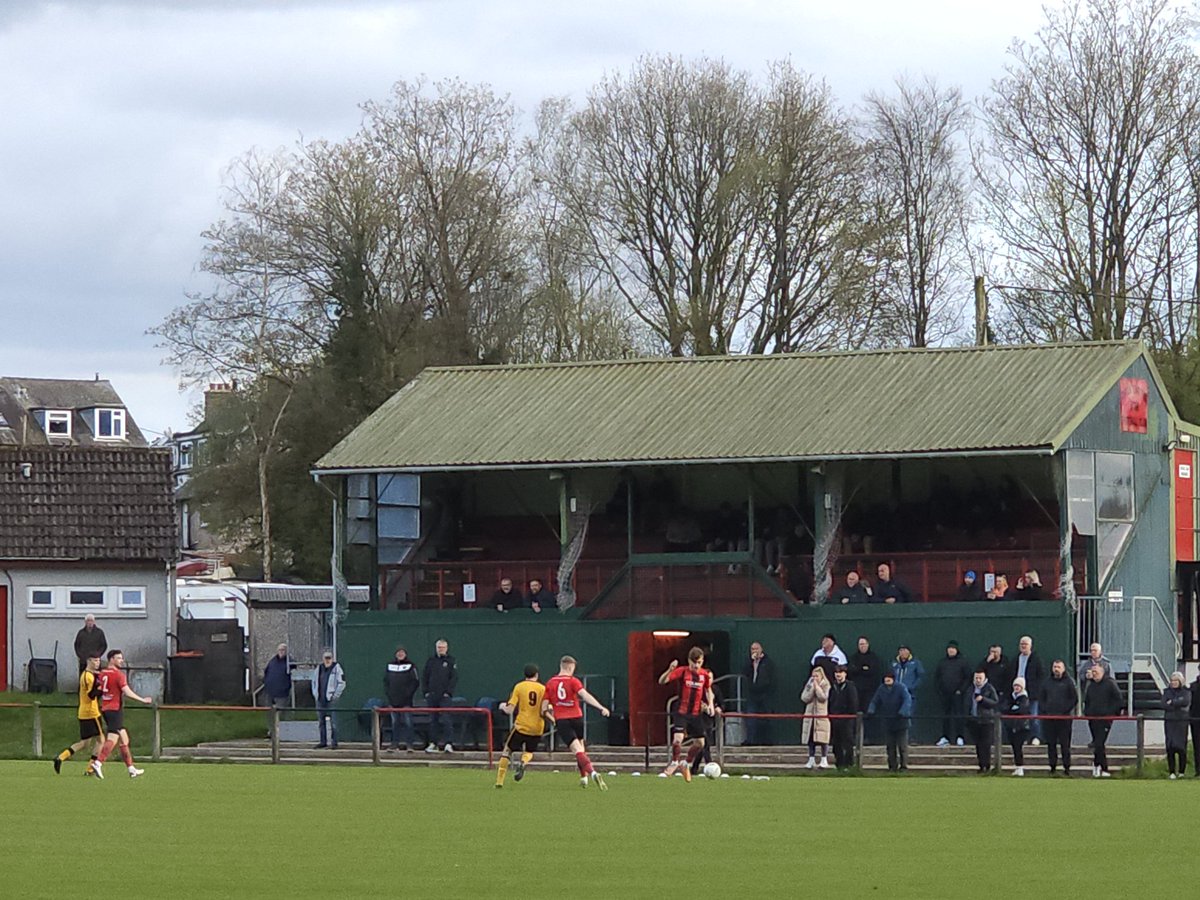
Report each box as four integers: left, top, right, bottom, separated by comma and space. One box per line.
315, 342, 1150, 471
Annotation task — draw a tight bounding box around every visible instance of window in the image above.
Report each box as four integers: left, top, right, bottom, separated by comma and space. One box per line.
95, 408, 126, 439
29, 588, 54, 608
118, 588, 145, 609
1096, 452, 1134, 522
45, 410, 71, 437
69, 589, 105, 606
179, 442, 193, 469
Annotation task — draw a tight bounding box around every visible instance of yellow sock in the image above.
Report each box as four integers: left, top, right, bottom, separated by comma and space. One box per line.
521, 752, 533, 765
56, 749, 72, 762
496, 757, 510, 786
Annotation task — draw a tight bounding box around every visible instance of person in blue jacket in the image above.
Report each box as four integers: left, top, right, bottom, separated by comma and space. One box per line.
891, 645, 925, 730
867, 672, 913, 772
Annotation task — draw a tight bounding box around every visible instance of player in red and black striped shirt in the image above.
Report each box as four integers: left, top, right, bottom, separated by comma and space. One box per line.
658, 647, 714, 782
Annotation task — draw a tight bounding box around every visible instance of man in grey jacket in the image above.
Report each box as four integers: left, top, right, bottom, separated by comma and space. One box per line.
312, 649, 346, 749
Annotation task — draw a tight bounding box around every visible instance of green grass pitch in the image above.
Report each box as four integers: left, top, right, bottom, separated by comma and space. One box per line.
2, 760, 1195, 898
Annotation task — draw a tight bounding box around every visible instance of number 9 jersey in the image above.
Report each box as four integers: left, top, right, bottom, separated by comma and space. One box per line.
507, 679, 547, 736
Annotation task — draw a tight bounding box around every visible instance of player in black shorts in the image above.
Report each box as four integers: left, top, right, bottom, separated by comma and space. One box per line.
555, 717, 585, 746
103, 707, 124, 733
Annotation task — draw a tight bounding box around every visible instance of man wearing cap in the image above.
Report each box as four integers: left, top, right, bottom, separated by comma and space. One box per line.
934, 641, 972, 747
955, 571, 982, 602
810, 633, 847, 681
312, 649, 346, 750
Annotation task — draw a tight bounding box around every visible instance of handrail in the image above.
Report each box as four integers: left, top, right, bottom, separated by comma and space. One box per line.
1131, 595, 1183, 661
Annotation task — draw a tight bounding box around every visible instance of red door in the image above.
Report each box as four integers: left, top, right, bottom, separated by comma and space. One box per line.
0, 586, 7, 691
627, 632, 694, 747
1175, 450, 1196, 562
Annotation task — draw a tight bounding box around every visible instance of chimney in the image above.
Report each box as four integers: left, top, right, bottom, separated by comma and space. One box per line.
204, 382, 235, 423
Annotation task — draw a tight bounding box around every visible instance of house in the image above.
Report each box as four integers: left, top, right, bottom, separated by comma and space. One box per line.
165, 382, 234, 562
0, 377, 176, 691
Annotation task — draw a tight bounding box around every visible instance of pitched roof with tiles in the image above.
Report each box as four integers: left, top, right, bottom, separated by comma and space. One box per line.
0, 446, 177, 562
0, 377, 148, 447
315, 341, 1166, 472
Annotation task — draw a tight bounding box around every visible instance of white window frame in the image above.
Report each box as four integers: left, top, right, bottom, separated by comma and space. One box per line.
45, 410, 71, 437
68, 587, 107, 608
94, 408, 126, 440
118, 587, 146, 609
178, 441, 193, 470
27, 585, 149, 617
28, 586, 57, 610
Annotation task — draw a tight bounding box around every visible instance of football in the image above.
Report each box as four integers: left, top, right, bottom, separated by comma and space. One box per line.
702, 762, 721, 779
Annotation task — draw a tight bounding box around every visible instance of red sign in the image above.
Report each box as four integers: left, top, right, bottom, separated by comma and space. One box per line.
1119, 378, 1148, 433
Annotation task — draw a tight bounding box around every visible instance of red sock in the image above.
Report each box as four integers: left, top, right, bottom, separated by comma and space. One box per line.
575, 751, 593, 776
119, 744, 134, 767
671, 743, 682, 762
686, 744, 700, 764
97, 743, 113, 763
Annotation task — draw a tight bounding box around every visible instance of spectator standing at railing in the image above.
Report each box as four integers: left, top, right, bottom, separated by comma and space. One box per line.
1077, 643, 1112, 687
867, 672, 913, 772
979, 645, 1007, 693
1013, 570, 1045, 601
801, 666, 831, 769
262, 643, 293, 735
849, 636, 883, 744
934, 641, 971, 747
1162, 672, 1191, 779
74, 614, 107, 674
810, 634, 847, 680
1083, 664, 1123, 778
312, 649, 346, 750
741, 642, 775, 745
833, 570, 871, 605
525, 578, 553, 614
1004, 636, 1046, 745
489, 578, 524, 613
873, 563, 913, 604
1038, 660, 1078, 776
424, 640, 458, 753
828, 665, 858, 770
1003, 677, 1032, 776
955, 571, 982, 602
383, 646, 420, 752
967, 670, 1000, 773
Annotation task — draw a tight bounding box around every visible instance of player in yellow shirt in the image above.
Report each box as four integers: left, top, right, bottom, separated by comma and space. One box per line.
53, 652, 106, 777
494, 664, 547, 788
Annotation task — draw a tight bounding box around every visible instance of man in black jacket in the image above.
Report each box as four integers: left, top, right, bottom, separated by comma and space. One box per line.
828, 665, 859, 769
741, 641, 775, 745
1004, 636, 1047, 744
489, 578, 523, 612
1038, 659, 1079, 775
873, 562, 914, 603
423, 640, 459, 752
967, 669, 1000, 773
1082, 664, 1124, 777
849, 636, 883, 743
383, 646, 420, 751
978, 645, 1006, 696
74, 614, 107, 674
934, 641, 972, 747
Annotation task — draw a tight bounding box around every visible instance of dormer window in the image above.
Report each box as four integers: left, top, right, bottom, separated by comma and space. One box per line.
95, 408, 126, 440
45, 410, 71, 437
179, 441, 193, 469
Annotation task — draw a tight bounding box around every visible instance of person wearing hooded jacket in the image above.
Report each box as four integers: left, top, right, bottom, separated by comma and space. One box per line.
1038, 659, 1079, 775
1082, 664, 1123, 777
967, 670, 1000, 773
1162, 672, 1192, 778
934, 641, 972, 746
827, 665, 859, 770
383, 646, 420, 751
1003, 677, 1032, 776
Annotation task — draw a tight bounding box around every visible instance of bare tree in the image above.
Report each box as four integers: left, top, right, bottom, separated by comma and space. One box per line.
977, 0, 1200, 341
568, 56, 764, 356
864, 76, 971, 347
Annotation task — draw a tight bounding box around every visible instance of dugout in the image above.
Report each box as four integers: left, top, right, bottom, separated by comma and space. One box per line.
313, 342, 1193, 741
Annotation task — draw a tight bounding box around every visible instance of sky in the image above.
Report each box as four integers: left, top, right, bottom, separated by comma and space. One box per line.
0, 0, 1054, 438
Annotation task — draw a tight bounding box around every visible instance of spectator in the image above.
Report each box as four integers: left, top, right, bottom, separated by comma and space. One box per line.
311, 649, 346, 750
784, 558, 813, 608
1082, 664, 1123, 778
74, 614, 107, 674
1004, 636, 1046, 745
967, 669, 1000, 773
1191, 671, 1200, 778
262, 643, 292, 735
848, 636, 883, 709
891, 645, 924, 704
1163, 672, 1191, 779
423, 639, 458, 752
873, 562, 913, 604
934, 641, 972, 747
489, 577, 523, 613
1038, 659, 1079, 776
955, 570, 982, 602
525, 578, 554, 614
1013, 570, 1045, 601
867, 672, 913, 772
801, 666, 832, 769
741, 641, 775, 746
1077, 643, 1113, 686
979, 644, 1007, 691
828, 665, 859, 770
383, 646, 420, 752
986, 573, 1011, 600
1003, 677, 1032, 776
832, 570, 872, 605
810, 633, 848, 680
